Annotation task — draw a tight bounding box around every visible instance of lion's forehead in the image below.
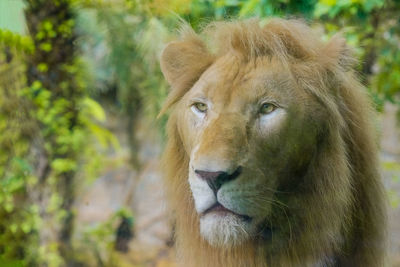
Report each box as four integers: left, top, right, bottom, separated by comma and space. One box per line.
191, 56, 295, 108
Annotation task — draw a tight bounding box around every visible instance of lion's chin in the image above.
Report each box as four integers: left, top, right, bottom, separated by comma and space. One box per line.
199, 212, 256, 247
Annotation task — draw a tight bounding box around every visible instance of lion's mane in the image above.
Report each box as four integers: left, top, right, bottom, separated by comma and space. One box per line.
160, 18, 387, 266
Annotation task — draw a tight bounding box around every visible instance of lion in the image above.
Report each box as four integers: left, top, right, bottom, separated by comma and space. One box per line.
159, 18, 387, 266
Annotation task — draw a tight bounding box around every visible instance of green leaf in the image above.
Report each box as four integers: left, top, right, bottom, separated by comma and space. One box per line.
362, 0, 384, 12
239, 0, 259, 17
320, 0, 337, 6
4, 202, 14, 213
82, 97, 106, 122
51, 158, 77, 174
43, 20, 53, 31
87, 122, 120, 150
313, 2, 331, 17
39, 42, 52, 52
38, 63, 48, 72
21, 222, 32, 233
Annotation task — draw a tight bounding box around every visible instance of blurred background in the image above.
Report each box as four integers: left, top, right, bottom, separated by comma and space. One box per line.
0, 0, 399, 266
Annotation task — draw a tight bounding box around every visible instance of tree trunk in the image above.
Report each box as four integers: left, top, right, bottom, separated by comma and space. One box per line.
24, 0, 82, 264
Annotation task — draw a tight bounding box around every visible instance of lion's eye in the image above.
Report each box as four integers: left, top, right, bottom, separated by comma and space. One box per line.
192, 102, 208, 113
259, 103, 276, 115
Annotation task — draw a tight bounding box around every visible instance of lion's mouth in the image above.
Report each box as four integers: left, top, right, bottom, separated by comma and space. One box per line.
202, 202, 251, 221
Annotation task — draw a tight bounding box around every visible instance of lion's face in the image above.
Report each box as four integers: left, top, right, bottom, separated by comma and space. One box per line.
175, 53, 321, 247
160, 19, 386, 266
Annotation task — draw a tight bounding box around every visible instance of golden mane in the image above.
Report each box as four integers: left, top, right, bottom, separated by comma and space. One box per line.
160, 18, 387, 266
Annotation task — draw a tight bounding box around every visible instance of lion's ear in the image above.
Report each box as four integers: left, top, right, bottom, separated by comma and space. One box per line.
160, 39, 213, 90
159, 38, 213, 116
322, 34, 356, 71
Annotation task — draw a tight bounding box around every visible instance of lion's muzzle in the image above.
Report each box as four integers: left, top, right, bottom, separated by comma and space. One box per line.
194, 166, 242, 195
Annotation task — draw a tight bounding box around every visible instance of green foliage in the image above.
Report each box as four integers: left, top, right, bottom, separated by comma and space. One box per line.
78, 0, 170, 166
0, 0, 118, 266
0, 29, 34, 53
312, 0, 400, 109
0, 40, 40, 266
77, 208, 134, 266
80, 1, 169, 118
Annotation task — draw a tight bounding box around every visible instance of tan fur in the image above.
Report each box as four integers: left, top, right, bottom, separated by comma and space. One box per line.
160, 18, 387, 266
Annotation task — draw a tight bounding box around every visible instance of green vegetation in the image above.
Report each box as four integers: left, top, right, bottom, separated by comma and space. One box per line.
0, 0, 399, 265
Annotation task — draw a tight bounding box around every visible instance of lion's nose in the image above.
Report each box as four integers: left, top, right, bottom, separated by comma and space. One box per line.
195, 166, 242, 194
